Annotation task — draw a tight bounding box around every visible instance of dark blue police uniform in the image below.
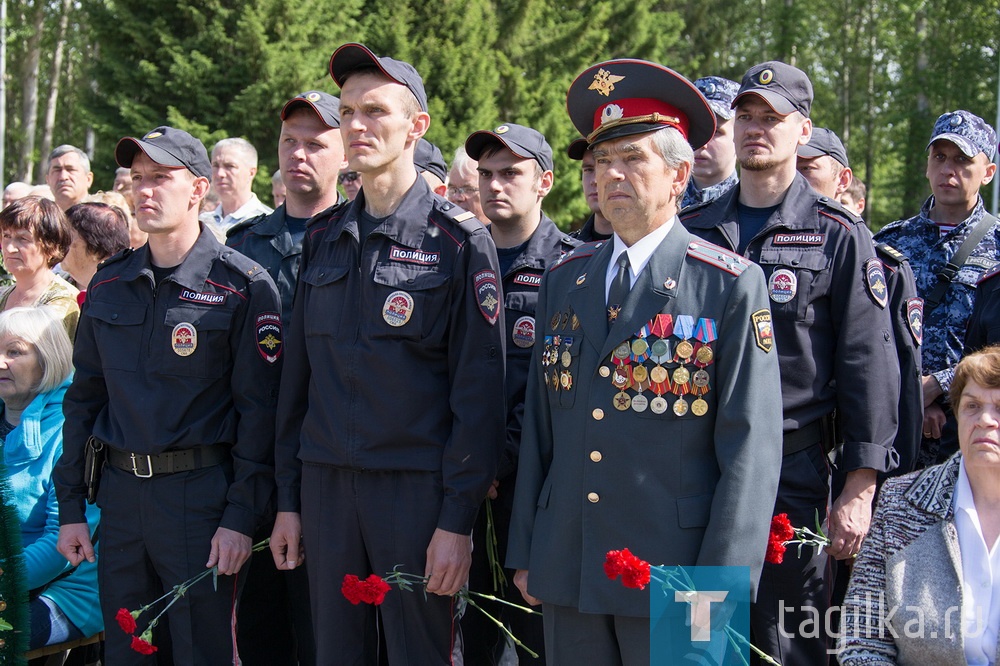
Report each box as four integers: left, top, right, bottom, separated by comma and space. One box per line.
682, 174, 900, 663
274, 176, 506, 665
55, 225, 282, 664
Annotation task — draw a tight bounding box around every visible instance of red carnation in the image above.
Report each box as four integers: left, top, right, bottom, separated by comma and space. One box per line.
130, 635, 158, 655
116, 608, 137, 634
604, 549, 628, 580
765, 514, 795, 565
360, 574, 391, 605
342, 574, 365, 605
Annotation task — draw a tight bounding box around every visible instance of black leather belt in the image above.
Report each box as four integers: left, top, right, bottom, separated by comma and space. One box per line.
782, 418, 830, 456
106, 443, 230, 478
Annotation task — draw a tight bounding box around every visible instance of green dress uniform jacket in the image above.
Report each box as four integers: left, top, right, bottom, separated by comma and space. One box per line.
507, 221, 783, 616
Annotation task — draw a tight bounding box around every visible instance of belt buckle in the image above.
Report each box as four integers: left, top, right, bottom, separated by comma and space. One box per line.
130, 453, 153, 478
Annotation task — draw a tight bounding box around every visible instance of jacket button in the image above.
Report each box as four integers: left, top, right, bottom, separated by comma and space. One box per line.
592, 408, 604, 420
590, 451, 602, 462
111, 313, 118, 320
587, 492, 600, 503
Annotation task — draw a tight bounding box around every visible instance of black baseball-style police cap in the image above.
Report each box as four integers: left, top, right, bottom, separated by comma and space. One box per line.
281, 91, 341, 128
734, 61, 813, 118
328, 43, 429, 113
415, 139, 448, 181
465, 124, 554, 173
798, 127, 849, 167
115, 126, 212, 179
566, 59, 716, 151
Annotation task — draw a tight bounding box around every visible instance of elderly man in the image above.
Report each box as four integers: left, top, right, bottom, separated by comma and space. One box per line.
210, 137, 273, 234
447, 145, 486, 223
227, 90, 347, 666
875, 110, 1000, 468
270, 44, 505, 665
45, 145, 93, 211
681, 61, 900, 663
507, 59, 783, 664
54, 126, 281, 664
2, 181, 32, 207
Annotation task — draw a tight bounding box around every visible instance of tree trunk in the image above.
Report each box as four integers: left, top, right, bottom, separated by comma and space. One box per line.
16, 0, 45, 183
39, 0, 72, 176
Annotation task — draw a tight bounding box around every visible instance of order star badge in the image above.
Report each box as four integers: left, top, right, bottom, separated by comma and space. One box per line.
589, 68, 625, 97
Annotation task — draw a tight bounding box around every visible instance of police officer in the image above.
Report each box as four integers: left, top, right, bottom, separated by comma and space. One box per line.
462, 123, 580, 663
795, 127, 922, 476
680, 62, 900, 663
681, 76, 740, 209
54, 126, 282, 664
508, 58, 783, 664
568, 138, 613, 242
227, 90, 346, 666
875, 110, 999, 467
415, 138, 449, 196
269, 44, 506, 664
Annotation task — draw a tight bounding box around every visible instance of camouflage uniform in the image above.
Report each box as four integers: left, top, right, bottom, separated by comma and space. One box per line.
874, 195, 1000, 464
682, 170, 738, 209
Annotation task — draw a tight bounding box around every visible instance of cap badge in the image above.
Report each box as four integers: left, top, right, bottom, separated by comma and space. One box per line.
144, 132, 163, 139
589, 68, 625, 97
703, 82, 717, 95
495, 124, 510, 134
759, 69, 774, 85
601, 104, 624, 125
306, 92, 321, 102
950, 114, 963, 127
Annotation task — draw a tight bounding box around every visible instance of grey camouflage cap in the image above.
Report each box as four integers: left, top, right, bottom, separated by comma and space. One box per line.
693, 76, 739, 121
927, 110, 997, 161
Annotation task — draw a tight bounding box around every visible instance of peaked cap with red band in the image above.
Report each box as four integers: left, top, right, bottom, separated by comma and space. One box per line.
566, 59, 716, 151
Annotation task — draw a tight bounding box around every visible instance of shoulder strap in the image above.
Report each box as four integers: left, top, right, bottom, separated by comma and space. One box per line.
925, 212, 999, 313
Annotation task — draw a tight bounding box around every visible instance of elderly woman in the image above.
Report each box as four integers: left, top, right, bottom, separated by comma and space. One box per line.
0, 307, 101, 649
63, 202, 130, 303
840, 344, 1000, 665
0, 198, 79, 338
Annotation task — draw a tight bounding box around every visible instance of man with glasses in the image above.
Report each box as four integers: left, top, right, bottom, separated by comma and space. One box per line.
338, 167, 362, 200
447, 145, 486, 223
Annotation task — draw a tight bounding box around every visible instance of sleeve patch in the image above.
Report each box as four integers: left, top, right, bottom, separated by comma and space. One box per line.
906, 298, 923, 346
256, 312, 283, 364
474, 270, 500, 326
752, 309, 773, 353
864, 257, 888, 309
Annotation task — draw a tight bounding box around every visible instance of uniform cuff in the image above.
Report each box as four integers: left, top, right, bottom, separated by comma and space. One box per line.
437, 501, 479, 535
839, 441, 896, 474
58, 499, 87, 526
276, 485, 301, 513
933, 368, 953, 396
220, 505, 256, 537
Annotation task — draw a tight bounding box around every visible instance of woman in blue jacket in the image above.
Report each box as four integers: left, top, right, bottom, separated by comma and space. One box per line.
0, 306, 100, 648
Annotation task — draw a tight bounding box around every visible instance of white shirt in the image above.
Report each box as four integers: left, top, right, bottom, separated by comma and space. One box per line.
212, 193, 273, 234
955, 460, 1000, 665
604, 218, 674, 302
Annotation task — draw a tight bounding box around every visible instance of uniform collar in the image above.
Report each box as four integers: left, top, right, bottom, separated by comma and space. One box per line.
917, 194, 987, 233
504, 213, 573, 275
336, 175, 439, 249
120, 224, 223, 290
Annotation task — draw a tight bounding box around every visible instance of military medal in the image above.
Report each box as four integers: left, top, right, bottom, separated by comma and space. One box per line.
630, 337, 650, 363
650, 365, 668, 384
550, 313, 561, 329
561, 312, 571, 330
691, 398, 709, 416
560, 370, 573, 391
612, 342, 631, 365
172, 322, 197, 356
550, 335, 562, 366
692, 369, 709, 389
650, 396, 669, 414
693, 318, 717, 367
561, 337, 574, 367
673, 396, 689, 416
551, 370, 560, 391
612, 365, 632, 390
672, 366, 691, 416
649, 313, 674, 339
571, 312, 581, 330
631, 393, 649, 413
672, 366, 690, 386
650, 338, 669, 363
631, 364, 649, 384
542, 336, 553, 367
673, 315, 695, 361
614, 391, 632, 411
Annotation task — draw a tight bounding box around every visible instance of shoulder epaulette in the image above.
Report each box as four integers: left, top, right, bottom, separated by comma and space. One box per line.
96, 247, 133, 271
560, 233, 584, 250
219, 249, 266, 281
307, 200, 347, 229
438, 200, 484, 236
686, 241, 751, 276
550, 241, 605, 272
679, 199, 714, 220
979, 263, 1000, 285
226, 213, 267, 239
874, 242, 908, 265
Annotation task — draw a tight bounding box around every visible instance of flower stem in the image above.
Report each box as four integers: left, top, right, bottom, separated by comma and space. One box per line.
465, 596, 539, 659
465, 590, 542, 615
